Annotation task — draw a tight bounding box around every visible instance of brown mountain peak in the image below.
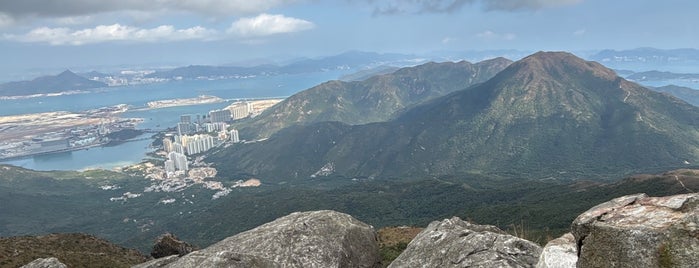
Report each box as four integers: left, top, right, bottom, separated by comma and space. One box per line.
509, 51, 618, 81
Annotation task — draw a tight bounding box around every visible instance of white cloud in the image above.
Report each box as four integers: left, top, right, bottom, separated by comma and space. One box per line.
228, 13, 315, 37
573, 28, 586, 36
476, 30, 516, 41
53, 15, 94, 25
357, 0, 584, 15
482, 0, 583, 11
0, 0, 302, 19
174, 0, 301, 16
0, 12, 14, 28
4, 24, 217, 45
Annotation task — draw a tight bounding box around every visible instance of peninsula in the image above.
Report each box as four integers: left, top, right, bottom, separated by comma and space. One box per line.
146, 95, 224, 109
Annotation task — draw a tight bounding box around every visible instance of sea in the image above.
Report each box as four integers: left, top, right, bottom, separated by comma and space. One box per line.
0, 71, 349, 171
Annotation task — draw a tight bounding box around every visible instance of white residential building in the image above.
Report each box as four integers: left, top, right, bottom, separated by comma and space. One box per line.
204, 122, 228, 133
168, 151, 189, 171
209, 109, 232, 123
164, 159, 175, 174
163, 137, 174, 153
182, 134, 215, 155
228, 101, 254, 120
173, 142, 185, 154
230, 129, 240, 143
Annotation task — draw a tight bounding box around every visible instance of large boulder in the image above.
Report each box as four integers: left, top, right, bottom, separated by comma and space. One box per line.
150, 233, 197, 258
21, 257, 67, 268
132, 255, 180, 268
572, 193, 699, 268
388, 217, 542, 268
136, 210, 381, 268
535, 233, 577, 268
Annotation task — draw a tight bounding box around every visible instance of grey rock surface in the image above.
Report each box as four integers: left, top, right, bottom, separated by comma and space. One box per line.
572, 193, 699, 268
535, 233, 577, 268
388, 217, 542, 268
21, 257, 67, 268
137, 210, 380, 268
150, 232, 196, 258
132, 255, 180, 268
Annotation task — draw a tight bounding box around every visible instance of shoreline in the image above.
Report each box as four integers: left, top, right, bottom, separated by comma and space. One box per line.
146, 95, 224, 109
0, 142, 106, 162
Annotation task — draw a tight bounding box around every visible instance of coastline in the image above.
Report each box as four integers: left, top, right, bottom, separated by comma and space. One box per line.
146, 95, 224, 109
0, 90, 91, 100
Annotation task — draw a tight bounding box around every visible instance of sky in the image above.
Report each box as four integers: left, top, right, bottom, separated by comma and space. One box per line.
0, 0, 698, 78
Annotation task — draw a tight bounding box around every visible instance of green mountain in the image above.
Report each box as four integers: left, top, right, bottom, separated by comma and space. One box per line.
649, 85, 699, 106
210, 51, 699, 181
233, 58, 512, 139
0, 70, 107, 97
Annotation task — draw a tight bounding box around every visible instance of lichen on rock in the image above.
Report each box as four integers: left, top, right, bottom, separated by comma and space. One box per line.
571, 193, 699, 268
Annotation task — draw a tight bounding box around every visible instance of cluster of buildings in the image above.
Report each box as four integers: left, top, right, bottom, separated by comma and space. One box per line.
228, 101, 254, 120
160, 104, 247, 177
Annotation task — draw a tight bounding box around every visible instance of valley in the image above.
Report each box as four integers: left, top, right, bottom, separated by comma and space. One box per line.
2, 51, 699, 260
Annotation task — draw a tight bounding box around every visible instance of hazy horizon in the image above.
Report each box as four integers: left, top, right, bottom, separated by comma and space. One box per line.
1, 1, 697, 78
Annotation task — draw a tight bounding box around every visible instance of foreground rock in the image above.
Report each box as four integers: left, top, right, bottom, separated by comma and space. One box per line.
150, 233, 197, 258
572, 193, 699, 268
136, 210, 381, 268
21, 257, 67, 268
535, 233, 577, 268
389, 217, 542, 267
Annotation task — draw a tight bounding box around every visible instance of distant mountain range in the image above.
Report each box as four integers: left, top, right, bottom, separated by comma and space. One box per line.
339, 66, 401, 81
210, 52, 699, 181
649, 85, 699, 106
146, 51, 422, 79
590, 47, 699, 64
589, 48, 699, 72
626, 70, 699, 81
233, 57, 512, 139
0, 70, 107, 97
7, 48, 699, 98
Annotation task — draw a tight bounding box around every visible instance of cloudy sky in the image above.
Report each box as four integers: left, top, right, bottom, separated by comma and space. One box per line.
0, 0, 697, 76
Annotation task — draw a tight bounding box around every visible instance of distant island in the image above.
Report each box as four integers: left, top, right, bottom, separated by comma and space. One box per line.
146, 95, 224, 109
0, 70, 106, 97
627, 70, 699, 81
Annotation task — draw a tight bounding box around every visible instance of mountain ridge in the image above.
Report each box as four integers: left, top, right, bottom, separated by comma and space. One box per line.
233, 57, 513, 139
209, 51, 699, 180
649, 85, 699, 106
146, 51, 421, 80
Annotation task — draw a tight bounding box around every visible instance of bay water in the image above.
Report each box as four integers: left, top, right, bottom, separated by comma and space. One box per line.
0, 71, 348, 171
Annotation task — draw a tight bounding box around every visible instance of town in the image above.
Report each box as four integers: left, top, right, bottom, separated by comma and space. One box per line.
119, 99, 277, 199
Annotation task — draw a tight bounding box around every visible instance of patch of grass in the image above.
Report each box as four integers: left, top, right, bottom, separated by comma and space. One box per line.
377, 226, 422, 267
379, 242, 408, 267
507, 220, 554, 246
